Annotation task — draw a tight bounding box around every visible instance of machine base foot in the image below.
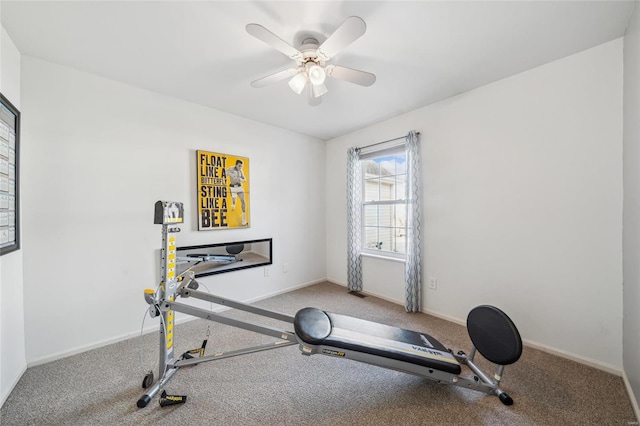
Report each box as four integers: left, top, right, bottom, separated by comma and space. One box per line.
137, 395, 151, 408
499, 392, 513, 405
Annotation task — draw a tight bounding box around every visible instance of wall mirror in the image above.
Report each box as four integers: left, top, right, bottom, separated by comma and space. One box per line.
176, 238, 272, 277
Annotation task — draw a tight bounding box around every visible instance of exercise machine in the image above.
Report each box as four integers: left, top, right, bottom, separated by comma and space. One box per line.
137, 201, 522, 408
137, 201, 297, 408
294, 305, 522, 405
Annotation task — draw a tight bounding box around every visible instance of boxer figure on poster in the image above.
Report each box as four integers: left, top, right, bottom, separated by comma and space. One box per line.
226, 159, 248, 226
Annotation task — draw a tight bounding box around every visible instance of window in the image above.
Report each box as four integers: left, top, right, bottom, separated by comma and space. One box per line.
361, 146, 407, 258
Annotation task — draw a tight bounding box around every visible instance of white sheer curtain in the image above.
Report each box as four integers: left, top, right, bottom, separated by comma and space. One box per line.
404, 130, 422, 312
346, 147, 363, 292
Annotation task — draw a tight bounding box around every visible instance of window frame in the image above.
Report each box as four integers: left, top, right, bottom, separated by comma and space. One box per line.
359, 144, 408, 260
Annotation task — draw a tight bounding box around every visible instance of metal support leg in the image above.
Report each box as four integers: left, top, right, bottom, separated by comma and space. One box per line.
137, 368, 178, 408
465, 355, 513, 405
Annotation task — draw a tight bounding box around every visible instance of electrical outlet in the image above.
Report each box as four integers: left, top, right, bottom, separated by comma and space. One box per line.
283, 263, 289, 273
428, 277, 437, 290
264, 267, 270, 277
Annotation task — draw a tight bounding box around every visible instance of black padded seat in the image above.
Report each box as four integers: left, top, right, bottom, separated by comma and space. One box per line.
225, 244, 244, 255
294, 307, 461, 375
295, 307, 332, 344
467, 305, 522, 365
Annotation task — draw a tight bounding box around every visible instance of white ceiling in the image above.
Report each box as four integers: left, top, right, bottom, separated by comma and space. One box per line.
1, 1, 634, 140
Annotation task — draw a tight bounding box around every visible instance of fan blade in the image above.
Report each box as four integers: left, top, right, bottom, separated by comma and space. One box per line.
251, 68, 299, 88
246, 24, 303, 61
307, 84, 322, 106
317, 16, 366, 61
325, 65, 376, 87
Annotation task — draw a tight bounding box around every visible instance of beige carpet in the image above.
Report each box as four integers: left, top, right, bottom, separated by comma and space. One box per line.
1, 281, 637, 425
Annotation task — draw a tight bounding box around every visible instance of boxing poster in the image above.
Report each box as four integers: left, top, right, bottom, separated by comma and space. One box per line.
197, 150, 250, 230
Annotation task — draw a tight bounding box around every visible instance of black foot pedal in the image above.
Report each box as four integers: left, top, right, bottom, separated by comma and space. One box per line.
181, 339, 208, 361
159, 390, 187, 407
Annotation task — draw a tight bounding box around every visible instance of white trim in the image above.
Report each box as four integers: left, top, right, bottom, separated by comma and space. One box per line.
0, 364, 27, 409
27, 279, 323, 367
522, 339, 622, 376
325, 278, 348, 287
353, 285, 405, 305
359, 139, 406, 157
242, 278, 324, 304
623, 371, 640, 422
326, 279, 407, 304
360, 146, 409, 259
421, 307, 467, 326
421, 306, 623, 375
24, 278, 633, 390
361, 251, 406, 263
326, 281, 625, 377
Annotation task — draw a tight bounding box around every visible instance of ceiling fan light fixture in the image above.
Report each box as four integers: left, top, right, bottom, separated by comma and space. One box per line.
308, 64, 326, 85
288, 72, 308, 95
312, 82, 328, 98
246, 17, 375, 103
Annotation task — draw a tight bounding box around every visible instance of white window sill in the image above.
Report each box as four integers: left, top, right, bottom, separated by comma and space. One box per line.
361, 252, 406, 263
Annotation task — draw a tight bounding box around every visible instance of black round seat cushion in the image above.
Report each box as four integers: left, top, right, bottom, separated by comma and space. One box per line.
467, 305, 522, 365
294, 307, 332, 344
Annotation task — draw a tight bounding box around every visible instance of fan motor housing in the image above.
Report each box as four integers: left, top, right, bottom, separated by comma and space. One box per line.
300, 37, 321, 61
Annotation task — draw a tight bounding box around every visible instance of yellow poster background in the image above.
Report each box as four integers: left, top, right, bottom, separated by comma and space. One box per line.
197, 150, 250, 230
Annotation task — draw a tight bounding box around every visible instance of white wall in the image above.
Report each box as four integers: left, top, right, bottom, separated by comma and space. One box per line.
20, 56, 326, 364
326, 39, 624, 371
1, 11, 632, 411
623, 1, 640, 413
0, 24, 26, 407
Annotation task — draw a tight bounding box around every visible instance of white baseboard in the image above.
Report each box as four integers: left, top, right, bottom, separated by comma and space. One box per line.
243, 278, 324, 305
1, 364, 27, 409
421, 307, 466, 326
25, 277, 630, 385
623, 371, 640, 422
364, 291, 404, 306
26, 278, 323, 368
522, 339, 622, 376
422, 306, 623, 376
325, 279, 408, 306
314, 281, 627, 377
27, 325, 165, 368
325, 278, 346, 287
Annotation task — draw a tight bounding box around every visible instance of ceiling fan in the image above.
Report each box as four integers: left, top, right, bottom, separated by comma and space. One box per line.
246, 16, 376, 106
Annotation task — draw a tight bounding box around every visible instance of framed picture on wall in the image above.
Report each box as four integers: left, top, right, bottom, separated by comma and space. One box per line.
196, 150, 250, 230
0, 92, 20, 256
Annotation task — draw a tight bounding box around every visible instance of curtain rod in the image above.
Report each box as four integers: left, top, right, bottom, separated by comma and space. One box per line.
356, 131, 420, 151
